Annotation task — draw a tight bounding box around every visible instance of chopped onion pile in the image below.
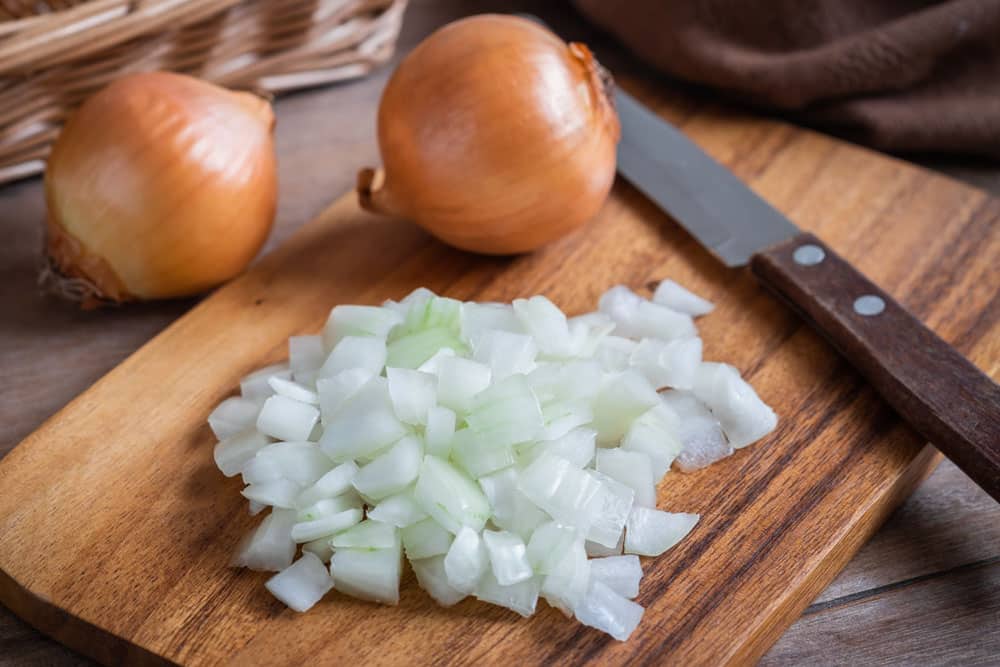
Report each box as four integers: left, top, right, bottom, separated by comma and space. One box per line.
211, 282, 777, 641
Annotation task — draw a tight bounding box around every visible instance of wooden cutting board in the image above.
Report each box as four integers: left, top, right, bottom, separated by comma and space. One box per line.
1, 82, 997, 666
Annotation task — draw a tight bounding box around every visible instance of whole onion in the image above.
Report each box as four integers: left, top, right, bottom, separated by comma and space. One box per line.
44, 71, 278, 306
358, 15, 620, 255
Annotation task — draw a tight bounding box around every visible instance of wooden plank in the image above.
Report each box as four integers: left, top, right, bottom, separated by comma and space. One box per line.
0, 82, 997, 663
761, 561, 1000, 666
813, 459, 1000, 605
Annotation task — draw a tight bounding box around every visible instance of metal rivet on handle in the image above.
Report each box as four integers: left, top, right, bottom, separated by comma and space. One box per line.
793, 244, 825, 266
854, 295, 886, 316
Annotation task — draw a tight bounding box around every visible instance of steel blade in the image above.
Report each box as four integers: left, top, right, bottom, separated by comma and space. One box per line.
615, 89, 799, 266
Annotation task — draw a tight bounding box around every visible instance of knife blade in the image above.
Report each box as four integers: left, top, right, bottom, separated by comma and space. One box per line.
615, 89, 797, 266
614, 87, 1000, 501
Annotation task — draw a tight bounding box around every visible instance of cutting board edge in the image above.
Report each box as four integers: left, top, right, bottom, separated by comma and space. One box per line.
0, 568, 175, 667
730, 444, 943, 666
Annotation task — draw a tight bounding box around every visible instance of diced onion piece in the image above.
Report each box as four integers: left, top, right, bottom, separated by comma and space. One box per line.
584, 472, 634, 549
367, 491, 428, 527
596, 448, 656, 508
208, 396, 261, 440
302, 538, 334, 563
517, 453, 602, 534
522, 427, 596, 469
214, 429, 270, 477
289, 335, 325, 374
475, 571, 539, 618
240, 364, 292, 403
319, 380, 408, 462
291, 507, 363, 543
624, 507, 699, 557
412, 555, 468, 607
295, 461, 359, 508
256, 395, 319, 442
413, 455, 491, 533
320, 336, 387, 378
472, 330, 538, 380
598, 285, 642, 327
416, 347, 457, 374
253, 442, 333, 486
574, 580, 644, 641
265, 553, 334, 612
388, 296, 467, 369
478, 468, 549, 539
566, 312, 616, 358
242, 479, 302, 509
352, 436, 423, 500
589, 555, 642, 599
599, 285, 696, 340
248, 500, 267, 516
693, 362, 777, 448
323, 304, 402, 350
465, 374, 543, 447
402, 518, 454, 560
629, 337, 702, 391
424, 405, 456, 457
232, 508, 297, 571
460, 302, 522, 343
661, 390, 733, 472
594, 336, 636, 373
444, 526, 489, 593
330, 535, 403, 605
528, 360, 602, 403
526, 521, 578, 574
540, 537, 590, 615
331, 519, 398, 549
483, 530, 533, 586
513, 295, 572, 357
386, 368, 437, 425
435, 357, 491, 414
586, 532, 624, 558
622, 404, 683, 479
297, 495, 362, 521
242, 456, 282, 486
267, 377, 319, 405
451, 431, 518, 479
652, 279, 714, 316
316, 369, 374, 424
591, 370, 659, 445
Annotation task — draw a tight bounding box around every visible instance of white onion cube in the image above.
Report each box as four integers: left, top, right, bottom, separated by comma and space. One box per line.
256, 395, 319, 442
596, 448, 657, 508
589, 555, 642, 599
352, 436, 422, 500
625, 507, 699, 557
413, 455, 491, 533
330, 536, 402, 605
209, 396, 261, 440
475, 571, 539, 618
386, 368, 437, 425
483, 530, 533, 586
412, 555, 467, 607
652, 279, 714, 316
444, 526, 488, 593
320, 336, 387, 378
214, 429, 270, 477
402, 518, 454, 560
265, 552, 334, 612
231, 508, 297, 572
575, 580, 644, 641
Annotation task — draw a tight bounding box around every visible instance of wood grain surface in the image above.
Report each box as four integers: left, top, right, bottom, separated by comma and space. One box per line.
1, 1, 999, 665
1, 68, 999, 663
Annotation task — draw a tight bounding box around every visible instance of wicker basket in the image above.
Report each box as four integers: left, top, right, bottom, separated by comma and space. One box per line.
0, 0, 407, 185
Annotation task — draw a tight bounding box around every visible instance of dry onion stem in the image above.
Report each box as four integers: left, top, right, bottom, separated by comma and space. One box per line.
358, 15, 620, 255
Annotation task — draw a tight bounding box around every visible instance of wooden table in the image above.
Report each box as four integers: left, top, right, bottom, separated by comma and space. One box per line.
1, 1, 997, 664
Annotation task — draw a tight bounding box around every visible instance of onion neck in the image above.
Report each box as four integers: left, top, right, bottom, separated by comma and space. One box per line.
568, 42, 620, 143
357, 167, 405, 218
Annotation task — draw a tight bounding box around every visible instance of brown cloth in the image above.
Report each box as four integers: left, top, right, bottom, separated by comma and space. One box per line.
574, 0, 1000, 159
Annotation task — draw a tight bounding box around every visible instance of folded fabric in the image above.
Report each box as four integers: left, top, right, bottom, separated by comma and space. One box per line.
575, 0, 1000, 158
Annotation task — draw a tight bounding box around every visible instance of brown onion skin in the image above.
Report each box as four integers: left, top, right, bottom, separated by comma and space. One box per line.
45, 71, 277, 304
359, 15, 620, 255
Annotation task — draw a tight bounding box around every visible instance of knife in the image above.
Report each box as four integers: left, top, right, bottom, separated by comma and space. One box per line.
613, 88, 1000, 502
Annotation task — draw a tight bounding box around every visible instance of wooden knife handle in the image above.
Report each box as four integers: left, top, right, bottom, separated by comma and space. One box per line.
751, 232, 1000, 502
